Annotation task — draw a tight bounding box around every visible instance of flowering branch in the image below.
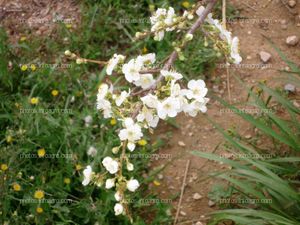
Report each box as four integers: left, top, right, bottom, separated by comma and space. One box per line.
65, 0, 242, 220
131, 0, 218, 97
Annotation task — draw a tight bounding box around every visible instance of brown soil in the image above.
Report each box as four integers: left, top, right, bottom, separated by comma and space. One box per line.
150, 0, 300, 224
0, 0, 80, 43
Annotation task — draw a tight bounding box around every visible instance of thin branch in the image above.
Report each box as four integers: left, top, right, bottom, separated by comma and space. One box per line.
139, 68, 161, 74
222, 0, 226, 28
131, 0, 218, 97
173, 160, 191, 225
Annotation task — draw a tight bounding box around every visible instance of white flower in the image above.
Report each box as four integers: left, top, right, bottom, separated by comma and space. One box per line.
105, 178, 115, 189
230, 37, 242, 64
134, 74, 155, 89
164, 7, 176, 28
137, 106, 159, 128
198, 97, 209, 113
150, 8, 167, 25
87, 146, 97, 157
115, 90, 130, 106
106, 54, 125, 75
84, 115, 93, 127
137, 53, 156, 65
184, 98, 209, 117
127, 179, 140, 192
185, 79, 208, 101
127, 162, 134, 171
170, 80, 181, 97
150, 7, 178, 41
161, 70, 183, 81
196, 6, 205, 17
114, 203, 124, 216
127, 142, 136, 152
97, 83, 113, 100
122, 59, 142, 83
96, 99, 112, 118
157, 97, 181, 119
154, 30, 165, 41
96, 84, 113, 118
118, 118, 143, 151
97, 84, 109, 100
114, 191, 122, 201
141, 94, 159, 108
102, 157, 119, 174
185, 33, 193, 41
82, 165, 93, 186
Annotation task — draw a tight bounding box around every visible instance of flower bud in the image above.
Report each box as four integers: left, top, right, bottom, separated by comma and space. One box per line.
187, 14, 194, 20
135, 32, 142, 39
185, 33, 193, 41
127, 163, 134, 171
112, 146, 120, 154
76, 58, 84, 64
64, 50, 72, 56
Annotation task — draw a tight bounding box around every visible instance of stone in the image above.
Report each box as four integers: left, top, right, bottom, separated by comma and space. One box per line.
193, 193, 203, 200
293, 101, 300, 108
208, 200, 216, 207
180, 211, 187, 216
195, 222, 204, 225
286, 36, 299, 46
178, 141, 186, 147
259, 51, 272, 63
284, 84, 296, 92
158, 174, 164, 180
245, 134, 252, 139
288, 0, 296, 7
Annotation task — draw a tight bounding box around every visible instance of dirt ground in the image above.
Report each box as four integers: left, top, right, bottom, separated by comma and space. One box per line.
0, 0, 80, 42
150, 0, 300, 224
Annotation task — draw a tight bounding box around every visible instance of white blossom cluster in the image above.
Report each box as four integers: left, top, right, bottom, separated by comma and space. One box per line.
149, 7, 194, 41
79, 4, 242, 218
147, 6, 242, 64
196, 6, 242, 64
82, 52, 209, 216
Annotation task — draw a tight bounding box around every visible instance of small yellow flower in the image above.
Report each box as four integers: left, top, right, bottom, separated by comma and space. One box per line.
30, 64, 37, 71
64, 178, 71, 184
153, 180, 161, 186
110, 118, 117, 126
138, 139, 148, 146
6, 135, 13, 144
34, 190, 44, 199
15, 103, 21, 109
75, 164, 82, 171
36, 207, 43, 213
20, 36, 27, 42
182, 1, 190, 8
37, 148, 46, 158
51, 90, 59, 97
13, 183, 21, 191
1, 164, 8, 171
65, 24, 72, 29
142, 46, 148, 54
30, 97, 39, 105
20, 64, 28, 71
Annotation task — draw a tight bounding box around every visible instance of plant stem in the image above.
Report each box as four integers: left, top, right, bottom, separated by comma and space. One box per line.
131, 0, 219, 97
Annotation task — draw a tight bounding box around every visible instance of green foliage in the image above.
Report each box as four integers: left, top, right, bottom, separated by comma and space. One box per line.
0, 0, 225, 224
